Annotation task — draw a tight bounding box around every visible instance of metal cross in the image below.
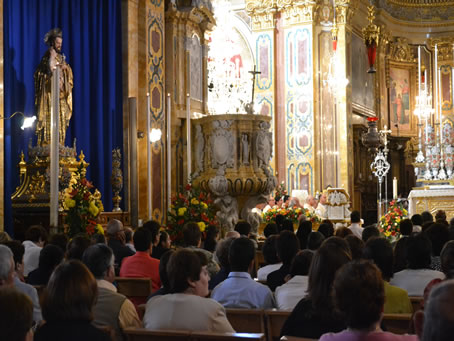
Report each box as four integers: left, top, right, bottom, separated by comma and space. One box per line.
379, 124, 392, 154
248, 65, 261, 106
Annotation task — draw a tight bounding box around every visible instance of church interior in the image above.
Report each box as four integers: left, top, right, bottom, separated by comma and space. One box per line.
1, 0, 454, 234
3, 1, 454, 341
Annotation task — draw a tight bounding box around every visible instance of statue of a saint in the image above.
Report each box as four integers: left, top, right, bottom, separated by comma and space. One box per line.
34, 28, 73, 146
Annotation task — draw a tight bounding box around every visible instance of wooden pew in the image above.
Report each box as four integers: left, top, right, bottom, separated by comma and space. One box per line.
382, 313, 413, 335
115, 277, 152, 297
123, 328, 266, 341
409, 296, 423, 312
225, 309, 265, 334
265, 310, 291, 341
193, 332, 266, 341
124, 328, 190, 341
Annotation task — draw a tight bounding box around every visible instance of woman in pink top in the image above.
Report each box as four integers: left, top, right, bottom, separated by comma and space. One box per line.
320, 260, 418, 341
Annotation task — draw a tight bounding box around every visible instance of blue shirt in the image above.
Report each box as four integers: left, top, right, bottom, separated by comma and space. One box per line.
211, 272, 275, 309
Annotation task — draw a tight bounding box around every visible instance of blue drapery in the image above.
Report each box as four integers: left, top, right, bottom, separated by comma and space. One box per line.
4, 0, 123, 236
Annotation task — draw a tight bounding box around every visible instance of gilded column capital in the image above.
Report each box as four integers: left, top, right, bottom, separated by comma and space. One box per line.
245, 0, 278, 30
280, 0, 318, 26
428, 37, 454, 61
334, 0, 359, 25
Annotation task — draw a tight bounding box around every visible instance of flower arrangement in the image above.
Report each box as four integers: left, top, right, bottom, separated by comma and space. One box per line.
378, 200, 408, 241
167, 183, 218, 244
263, 207, 322, 225
275, 181, 287, 199
63, 164, 104, 238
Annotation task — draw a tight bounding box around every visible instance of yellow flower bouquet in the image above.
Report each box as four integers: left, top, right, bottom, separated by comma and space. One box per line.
378, 200, 408, 241
63, 164, 104, 237
167, 183, 218, 245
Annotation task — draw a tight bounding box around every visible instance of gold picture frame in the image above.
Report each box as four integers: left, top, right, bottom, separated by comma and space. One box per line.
386, 59, 417, 137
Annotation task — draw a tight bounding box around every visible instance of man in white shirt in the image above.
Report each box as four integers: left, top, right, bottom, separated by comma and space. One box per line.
411, 214, 423, 233
22, 226, 47, 276
303, 195, 317, 213
263, 197, 276, 214
390, 234, 444, 296
315, 193, 328, 218
348, 211, 363, 239
212, 237, 275, 309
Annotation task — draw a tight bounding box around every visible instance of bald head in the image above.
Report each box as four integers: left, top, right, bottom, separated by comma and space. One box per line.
106, 219, 123, 236
420, 280, 454, 341
306, 195, 316, 208
225, 231, 240, 239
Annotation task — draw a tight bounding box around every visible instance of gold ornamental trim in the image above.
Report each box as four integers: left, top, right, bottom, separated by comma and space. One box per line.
362, 6, 380, 47
385, 0, 454, 7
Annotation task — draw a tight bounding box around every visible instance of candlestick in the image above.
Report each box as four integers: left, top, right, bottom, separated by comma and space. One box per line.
147, 93, 152, 221
186, 93, 191, 181
393, 177, 398, 199
167, 93, 171, 211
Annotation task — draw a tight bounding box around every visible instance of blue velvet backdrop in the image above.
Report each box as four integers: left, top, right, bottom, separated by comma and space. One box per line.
4, 0, 123, 236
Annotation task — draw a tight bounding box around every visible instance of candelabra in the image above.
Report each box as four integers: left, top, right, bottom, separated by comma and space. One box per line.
413, 44, 454, 183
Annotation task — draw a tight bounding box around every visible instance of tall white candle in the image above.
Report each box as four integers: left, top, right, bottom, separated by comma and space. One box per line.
393, 177, 398, 199
186, 93, 191, 181
439, 68, 443, 143
167, 93, 171, 210
147, 93, 152, 221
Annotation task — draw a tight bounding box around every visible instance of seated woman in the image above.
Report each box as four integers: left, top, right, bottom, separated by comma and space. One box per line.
34, 260, 111, 341
363, 237, 412, 314
320, 260, 417, 341
275, 249, 313, 310
0, 288, 34, 341
26, 244, 64, 286
280, 237, 351, 339
143, 249, 234, 333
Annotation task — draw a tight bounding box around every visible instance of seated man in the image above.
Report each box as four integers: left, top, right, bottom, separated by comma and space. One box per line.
390, 234, 444, 296
183, 222, 219, 278
304, 195, 317, 213
22, 225, 47, 276
106, 219, 135, 273
3, 240, 42, 324
211, 237, 275, 309
119, 228, 161, 294
315, 192, 328, 219
82, 244, 141, 341
347, 211, 363, 239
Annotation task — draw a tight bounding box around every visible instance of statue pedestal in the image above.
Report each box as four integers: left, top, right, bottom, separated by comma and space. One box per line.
11, 142, 88, 238
191, 114, 276, 232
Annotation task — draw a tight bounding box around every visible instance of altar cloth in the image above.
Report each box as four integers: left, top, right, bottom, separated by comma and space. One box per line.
408, 187, 454, 217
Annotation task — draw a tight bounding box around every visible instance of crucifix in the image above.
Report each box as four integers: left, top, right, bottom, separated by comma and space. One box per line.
245, 65, 261, 114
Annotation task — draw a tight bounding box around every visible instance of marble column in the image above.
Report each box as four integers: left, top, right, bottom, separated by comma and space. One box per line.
334, 0, 359, 196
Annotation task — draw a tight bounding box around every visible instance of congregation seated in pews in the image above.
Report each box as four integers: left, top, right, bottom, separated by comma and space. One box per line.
3, 210, 454, 341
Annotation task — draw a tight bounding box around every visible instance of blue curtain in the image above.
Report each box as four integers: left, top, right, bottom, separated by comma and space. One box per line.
4, 0, 123, 236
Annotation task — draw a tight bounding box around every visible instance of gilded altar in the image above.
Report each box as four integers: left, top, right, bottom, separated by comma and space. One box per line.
408, 186, 454, 217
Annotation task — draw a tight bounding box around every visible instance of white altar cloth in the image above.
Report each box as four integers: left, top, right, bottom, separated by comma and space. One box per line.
408, 186, 454, 217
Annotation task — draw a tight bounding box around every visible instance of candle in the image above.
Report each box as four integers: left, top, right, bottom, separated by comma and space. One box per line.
186, 93, 191, 181
147, 93, 152, 220
393, 177, 398, 199
167, 93, 171, 210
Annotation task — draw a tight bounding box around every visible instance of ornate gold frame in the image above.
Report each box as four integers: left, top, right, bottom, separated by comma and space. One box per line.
386, 59, 417, 137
